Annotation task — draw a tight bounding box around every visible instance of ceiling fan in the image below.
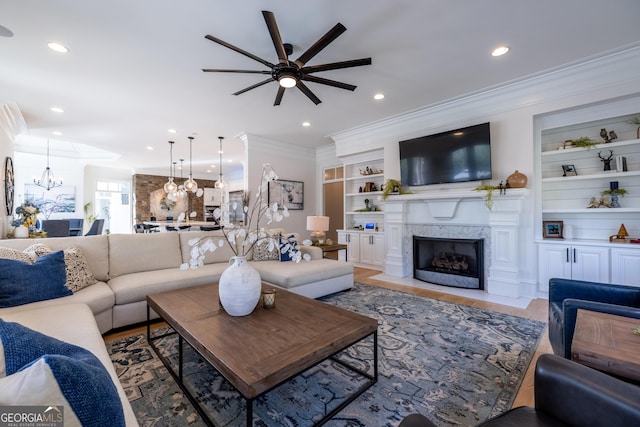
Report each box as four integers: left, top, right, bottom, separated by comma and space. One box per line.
202, 10, 372, 106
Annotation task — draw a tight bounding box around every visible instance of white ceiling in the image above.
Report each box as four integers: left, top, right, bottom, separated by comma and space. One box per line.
2, 0, 640, 179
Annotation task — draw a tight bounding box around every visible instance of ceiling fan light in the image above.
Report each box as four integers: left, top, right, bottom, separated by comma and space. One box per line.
279, 75, 297, 88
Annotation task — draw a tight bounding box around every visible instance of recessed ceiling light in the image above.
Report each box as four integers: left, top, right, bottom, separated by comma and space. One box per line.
50, 106, 64, 113
227, 159, 232, 163
52, 131, 62, 136
374, 93, 385, 100
168, 129, 177, 134
491, 46, 510, 57
146, 146, 154, 151
48, 42, 68, 53
302, 121, 311, 127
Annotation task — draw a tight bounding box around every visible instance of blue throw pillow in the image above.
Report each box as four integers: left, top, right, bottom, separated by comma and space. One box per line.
279, 233, 300, 262
0, 250, 71, 308
0, 319, 125, 426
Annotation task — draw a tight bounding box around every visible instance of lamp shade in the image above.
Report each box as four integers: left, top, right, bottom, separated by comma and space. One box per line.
306, 216, 329, 232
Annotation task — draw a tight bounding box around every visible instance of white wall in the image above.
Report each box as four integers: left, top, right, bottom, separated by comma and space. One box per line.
240, 132, 317, 237
327, 45, 640, 298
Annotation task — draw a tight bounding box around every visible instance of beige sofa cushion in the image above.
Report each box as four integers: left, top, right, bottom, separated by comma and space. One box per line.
108, 265, 228, 305
0, 235, 109, 281
108, 233, 182, 278
178, 231, 236, 265
251, 259, 353, 289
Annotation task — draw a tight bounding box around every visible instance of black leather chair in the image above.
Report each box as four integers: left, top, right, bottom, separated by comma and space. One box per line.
548, 278, 640, 358
41, 219, 70, 237
399, 354, 640, 427
84, 219, 105, 236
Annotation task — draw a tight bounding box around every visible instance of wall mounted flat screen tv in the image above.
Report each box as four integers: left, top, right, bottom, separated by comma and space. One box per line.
399, 122, 492, 186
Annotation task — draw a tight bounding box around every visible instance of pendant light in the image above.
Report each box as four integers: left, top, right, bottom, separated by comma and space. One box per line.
183, 136, 198, 193
34, 139, 63, 190
164, 141, 178, 194
214, 136, 226, 190
176, 159, 187, 199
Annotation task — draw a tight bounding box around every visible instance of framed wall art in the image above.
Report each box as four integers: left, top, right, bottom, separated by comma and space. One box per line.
268, 179, 304, 210
543, 220, 563, 239
562, 164, 577, 176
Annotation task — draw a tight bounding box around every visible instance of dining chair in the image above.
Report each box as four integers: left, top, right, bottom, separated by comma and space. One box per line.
42, 220, 71, 238
85, 219, 105, 236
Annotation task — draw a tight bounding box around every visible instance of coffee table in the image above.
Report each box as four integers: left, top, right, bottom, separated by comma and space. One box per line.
146, 284, 378, 426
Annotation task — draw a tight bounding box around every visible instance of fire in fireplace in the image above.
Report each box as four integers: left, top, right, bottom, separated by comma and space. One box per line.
413, 236, 484, 290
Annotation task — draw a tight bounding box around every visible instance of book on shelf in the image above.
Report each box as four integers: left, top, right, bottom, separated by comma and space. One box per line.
616, 155, 628, 172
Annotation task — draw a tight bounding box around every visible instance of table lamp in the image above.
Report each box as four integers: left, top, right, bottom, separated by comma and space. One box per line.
306, 216, 330, 245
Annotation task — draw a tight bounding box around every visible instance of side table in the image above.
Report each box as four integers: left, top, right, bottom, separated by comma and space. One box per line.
571, 309, 640, 382
318, 243, 348, 260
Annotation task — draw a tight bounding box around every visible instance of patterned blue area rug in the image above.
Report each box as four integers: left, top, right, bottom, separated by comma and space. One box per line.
106, 283, 545, 426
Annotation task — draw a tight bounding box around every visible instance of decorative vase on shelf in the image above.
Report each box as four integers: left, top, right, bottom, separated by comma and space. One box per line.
218, 256, 261, 316
506, 170, 527, 188
14, 225, 29, 238
611, 194, 621, 208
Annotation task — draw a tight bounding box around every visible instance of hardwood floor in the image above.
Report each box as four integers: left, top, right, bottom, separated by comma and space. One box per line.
104, 266, 551, 409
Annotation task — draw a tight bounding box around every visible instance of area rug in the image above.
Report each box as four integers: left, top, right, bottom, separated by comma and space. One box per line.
106, 283, 545, 426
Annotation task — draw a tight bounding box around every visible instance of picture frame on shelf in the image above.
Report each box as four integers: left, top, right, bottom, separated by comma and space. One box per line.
543, 220, 564, 239
268, 179, 304, 210
562, 164, 577, 176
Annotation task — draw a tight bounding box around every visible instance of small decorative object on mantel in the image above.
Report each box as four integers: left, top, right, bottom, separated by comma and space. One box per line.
506, 170, 527, 188
381, 178, 410, 200
474, 185, 500, 211
610, 224, 629, 242
600, 128, 618, 144
598, 150, 615, 171
562, 164, 577, 176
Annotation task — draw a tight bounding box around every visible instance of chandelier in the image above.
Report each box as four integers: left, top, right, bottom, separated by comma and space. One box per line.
164, 141, 178, 194
34, 139, 63, 190
183, 136, 198, 193
214, 136, 226, 190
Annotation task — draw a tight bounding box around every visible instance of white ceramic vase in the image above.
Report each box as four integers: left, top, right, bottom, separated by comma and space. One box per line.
218, 256, 261, 316
14, 225, 29, 238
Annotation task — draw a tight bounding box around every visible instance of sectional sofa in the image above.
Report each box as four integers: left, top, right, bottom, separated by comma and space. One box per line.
0, 230, 354, 426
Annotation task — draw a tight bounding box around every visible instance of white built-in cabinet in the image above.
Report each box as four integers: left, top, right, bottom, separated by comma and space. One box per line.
538, 243, 609, 291
342, 149, 385, 231
536, 101, 640, 292
203, 188, 222, 206
611, 248, 640, 287
337, 230, 385, 270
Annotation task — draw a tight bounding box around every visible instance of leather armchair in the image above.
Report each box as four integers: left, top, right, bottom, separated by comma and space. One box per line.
548, 278, 640, 358
399, 354, 640, 427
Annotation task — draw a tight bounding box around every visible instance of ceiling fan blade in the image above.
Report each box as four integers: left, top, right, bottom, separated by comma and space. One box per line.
202, 69, 272, 74
262, 11, 288, 65
294, 23, 346, 68
274, 86, 285, 106
232, 78, 274, 96
296, 81, 322, 105
302, 75, 357, 91
205, 34, 275, 68
302, 58, 372, 74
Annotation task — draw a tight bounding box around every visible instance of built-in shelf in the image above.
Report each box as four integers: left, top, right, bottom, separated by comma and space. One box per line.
542, 170, 640, 182
345, 211, 384, 215
345, 172, 385, 181
345, 191, 383, 197
543, 208, 640, 214
541, 138, 640, 156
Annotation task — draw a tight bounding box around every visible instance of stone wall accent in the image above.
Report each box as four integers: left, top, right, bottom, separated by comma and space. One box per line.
133, 174, 217, 222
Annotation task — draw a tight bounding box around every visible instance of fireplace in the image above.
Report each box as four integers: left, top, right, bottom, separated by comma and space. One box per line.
413, 236, 484, 290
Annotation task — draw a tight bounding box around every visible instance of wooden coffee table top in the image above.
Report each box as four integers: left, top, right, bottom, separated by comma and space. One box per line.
147, 284, 377, 398
571, 309, 640, 382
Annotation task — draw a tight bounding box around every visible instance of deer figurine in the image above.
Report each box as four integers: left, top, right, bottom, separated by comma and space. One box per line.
598, 150, 614, 171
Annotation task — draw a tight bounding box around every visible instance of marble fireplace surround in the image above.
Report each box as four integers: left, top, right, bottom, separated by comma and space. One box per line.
383, 188, 529, 298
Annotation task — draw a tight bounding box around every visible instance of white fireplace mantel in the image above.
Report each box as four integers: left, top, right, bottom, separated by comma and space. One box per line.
382, 188, 530, 298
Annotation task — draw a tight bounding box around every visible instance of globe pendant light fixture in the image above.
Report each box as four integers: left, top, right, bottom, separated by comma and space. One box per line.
34, 139, 63, 190
183, 136, 198, 193
163, 141, 178, 194
176, 159, 187, 199
214, 136, 226, 190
